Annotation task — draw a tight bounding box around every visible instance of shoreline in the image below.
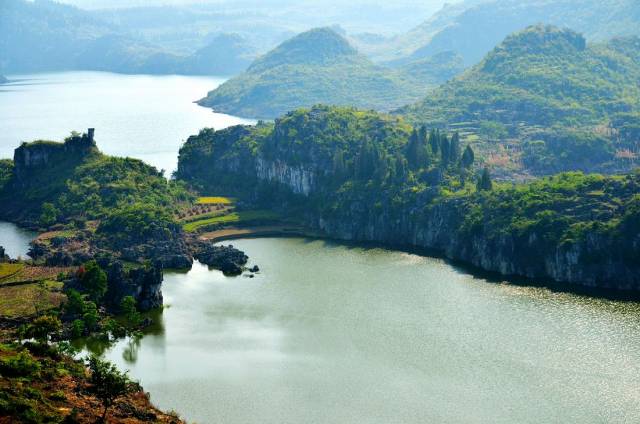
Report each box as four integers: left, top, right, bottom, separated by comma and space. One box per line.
200, 225, 640, 302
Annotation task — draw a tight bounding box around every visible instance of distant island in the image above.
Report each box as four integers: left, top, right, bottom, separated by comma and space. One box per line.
0, 75, 7, 84
398, 25, 640, 179
198, 27, 463, 119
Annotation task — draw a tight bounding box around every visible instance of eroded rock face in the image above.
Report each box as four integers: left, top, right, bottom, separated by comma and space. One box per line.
256, 158, 315, 196
12, 133, 96, 187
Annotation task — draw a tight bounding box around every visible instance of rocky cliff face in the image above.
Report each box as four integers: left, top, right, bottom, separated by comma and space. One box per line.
256, 157, 316, 196
12, 131, 96, 187
315, 198, 640, 292
184, 147, 640, 292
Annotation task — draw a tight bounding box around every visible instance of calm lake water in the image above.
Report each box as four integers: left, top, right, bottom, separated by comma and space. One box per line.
97, 238, 640, 424
0, 222, 36, 259
0, 72, 254, 173
4, 71, 640, 423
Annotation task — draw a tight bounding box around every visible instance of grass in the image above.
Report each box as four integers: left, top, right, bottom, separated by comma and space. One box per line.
0, 281, 65, 317
180, 208, 229, 223
0, 265, 74, 286
183, 210, 281, 232
196, 196, 234, 205
0, 263, 25, 280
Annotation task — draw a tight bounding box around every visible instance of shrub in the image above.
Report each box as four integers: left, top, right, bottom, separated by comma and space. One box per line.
0, 350, 41, 378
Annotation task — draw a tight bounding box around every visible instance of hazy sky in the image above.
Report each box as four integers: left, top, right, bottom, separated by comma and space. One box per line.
57, 0, 461, 11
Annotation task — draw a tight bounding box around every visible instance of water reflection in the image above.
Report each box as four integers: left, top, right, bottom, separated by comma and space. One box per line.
81, 238, 640, 424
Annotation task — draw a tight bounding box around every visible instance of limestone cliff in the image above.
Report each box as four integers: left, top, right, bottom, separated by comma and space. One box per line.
12, 130, 97, 187
176, 110, 640, 294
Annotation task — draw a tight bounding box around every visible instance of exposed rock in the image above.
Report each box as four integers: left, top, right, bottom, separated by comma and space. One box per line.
12, 132, 96, 187
193, 243, 249, 275
97, 257, 164, 312
256, 157, 315, 196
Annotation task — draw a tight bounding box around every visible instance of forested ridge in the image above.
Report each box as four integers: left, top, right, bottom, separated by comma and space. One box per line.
177, 105, 640, 291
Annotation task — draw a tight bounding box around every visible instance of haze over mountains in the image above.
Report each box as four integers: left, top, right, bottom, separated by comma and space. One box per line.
3, 0, 639, 78
365, 0, 640, 65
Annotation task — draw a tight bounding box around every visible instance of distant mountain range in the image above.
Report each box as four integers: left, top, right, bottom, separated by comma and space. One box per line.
198, 28, 464, 119
361, 0, 640, 66
0, 0, 255, 75
398, 25, 640, 177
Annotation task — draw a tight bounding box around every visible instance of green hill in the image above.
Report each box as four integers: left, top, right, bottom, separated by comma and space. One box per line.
398, 25, 640, 178
198, 28, 461, 119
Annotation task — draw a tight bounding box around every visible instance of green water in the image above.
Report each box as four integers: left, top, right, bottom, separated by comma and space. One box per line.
97, 238, 640, 423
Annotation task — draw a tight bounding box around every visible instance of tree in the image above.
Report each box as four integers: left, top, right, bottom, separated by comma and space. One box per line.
87, 356, 135, 422
64, 289, 85, 315
82, 301, 99, 331
120, 296, 141, 327
40, 202, 58, 227
406, 129, 420, 170
394, 153, 408, 182
81, 260, 107, 302
440, 134, 450, 166
429, 129, 439, 155
26, 315, 62, 343
418, 125, 428, 149
477, 168, 493, 191
450, 132, 461, 163
462, 145, 475, 168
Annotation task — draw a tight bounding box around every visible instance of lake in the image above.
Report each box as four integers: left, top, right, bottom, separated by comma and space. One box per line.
0, 72, 254, 173
97, 238, 640, 424
4, 71, 640, 423
0, 221, 36, 259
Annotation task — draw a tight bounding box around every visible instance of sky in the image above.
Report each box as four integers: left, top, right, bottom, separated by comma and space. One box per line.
57, 0, 461, 11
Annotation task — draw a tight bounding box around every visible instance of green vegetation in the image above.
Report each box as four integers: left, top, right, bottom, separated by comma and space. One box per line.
0, 281, 65, 318
0, 340, 176, 423
398, 25, 640, 177
183, 210, 281, 232
79, 260, 108, 303
459, 171, 640, 264
198, 28, 460, 119
0, 262, 24, 280
87, 355, 136, 422
177, 105, 640, 287
0, 132, 194, 254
